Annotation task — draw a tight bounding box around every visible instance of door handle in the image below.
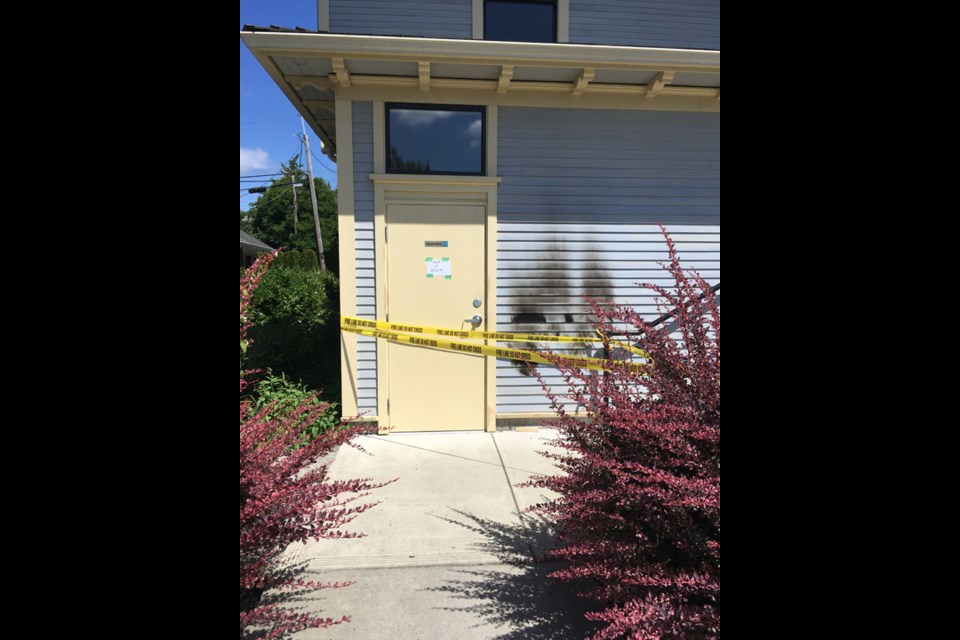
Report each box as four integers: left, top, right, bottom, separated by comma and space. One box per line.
465, 315, 483, 325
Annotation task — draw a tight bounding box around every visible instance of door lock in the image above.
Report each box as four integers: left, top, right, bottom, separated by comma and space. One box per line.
473, 299, 483, 308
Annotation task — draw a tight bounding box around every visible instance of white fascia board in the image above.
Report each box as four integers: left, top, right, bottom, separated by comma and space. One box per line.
240, 32, 720, 74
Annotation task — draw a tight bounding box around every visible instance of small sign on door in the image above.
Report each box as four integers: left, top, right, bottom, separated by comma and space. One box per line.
426, 257, 452, 280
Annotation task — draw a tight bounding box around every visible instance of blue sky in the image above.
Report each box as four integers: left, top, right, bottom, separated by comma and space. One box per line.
240, 1, 338, 210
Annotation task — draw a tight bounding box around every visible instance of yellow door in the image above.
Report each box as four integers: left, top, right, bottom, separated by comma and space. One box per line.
385, 202, 486, 432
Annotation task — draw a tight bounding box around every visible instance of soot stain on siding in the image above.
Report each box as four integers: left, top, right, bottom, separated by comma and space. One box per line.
505, 241, 614, 376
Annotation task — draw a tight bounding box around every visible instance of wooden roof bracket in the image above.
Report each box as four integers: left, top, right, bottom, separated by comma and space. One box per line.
418, 61, 431, 91
645, 71, 675, 98
498, 65, 515, 94
331, 57, 352, 88
572, 67, 596, 96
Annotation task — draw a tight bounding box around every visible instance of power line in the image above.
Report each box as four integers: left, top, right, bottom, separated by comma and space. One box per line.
291, 137, 304, 165
238, 172, 284, 179
248, 187, 293, 209
309, 148, 338, 177
311, 149, 337, 175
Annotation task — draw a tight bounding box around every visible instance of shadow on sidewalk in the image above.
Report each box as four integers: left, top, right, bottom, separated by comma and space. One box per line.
241, 560, 353, 640
427, 510, 600, 640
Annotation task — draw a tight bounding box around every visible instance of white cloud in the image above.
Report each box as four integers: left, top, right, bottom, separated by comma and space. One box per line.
240, 147, 270, 172
466, 119, 483, 148
395, 110, 455, 127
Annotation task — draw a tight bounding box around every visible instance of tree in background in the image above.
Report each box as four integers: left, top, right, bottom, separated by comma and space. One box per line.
245, 157, 339, 275
529, 228, 720, 639
243, 158, 342, 398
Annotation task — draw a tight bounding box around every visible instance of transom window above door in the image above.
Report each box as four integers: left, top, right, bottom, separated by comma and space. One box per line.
484, 0, 558, 43
386, 104, 486, 176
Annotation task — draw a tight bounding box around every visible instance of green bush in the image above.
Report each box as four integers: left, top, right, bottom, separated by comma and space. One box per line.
271, 249, 320, 272
252, 373, 342, 443
273, 250, 302, 271
300, 249, 320, 272
247, 265, 341, 402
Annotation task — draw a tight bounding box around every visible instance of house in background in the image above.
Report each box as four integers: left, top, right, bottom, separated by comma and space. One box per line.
241, 0, 720, 433
240, 230, 274, 268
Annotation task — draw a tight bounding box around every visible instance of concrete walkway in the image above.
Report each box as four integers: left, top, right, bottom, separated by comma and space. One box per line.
283, 429, 599, 639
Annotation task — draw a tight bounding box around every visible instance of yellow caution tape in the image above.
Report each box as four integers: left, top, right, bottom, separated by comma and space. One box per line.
340, 317, 649, 374
341, 316, 647, 356
596, 332, 648, 356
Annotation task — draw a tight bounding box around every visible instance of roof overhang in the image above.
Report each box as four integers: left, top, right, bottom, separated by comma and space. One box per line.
240, 31, 721, 164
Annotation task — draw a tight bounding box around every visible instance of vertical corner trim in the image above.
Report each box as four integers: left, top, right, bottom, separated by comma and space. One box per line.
335, 98, 358, 417
318, 0, 330, 32
472, 0, 484, 40
557, 0, 570, 43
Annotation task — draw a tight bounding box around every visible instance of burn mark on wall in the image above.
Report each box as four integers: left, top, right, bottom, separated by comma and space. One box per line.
580, 250, 615, 361
504, 241, 614, 375
506, 241, 568, 375
512, 312, 547, 325
581, 248, 614, 300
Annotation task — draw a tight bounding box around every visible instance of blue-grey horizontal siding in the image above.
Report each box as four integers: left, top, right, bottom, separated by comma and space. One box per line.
496, 107, 720, 414
352, 102, 377, 413
570, 0, 720, 50
330, 0, 472, 39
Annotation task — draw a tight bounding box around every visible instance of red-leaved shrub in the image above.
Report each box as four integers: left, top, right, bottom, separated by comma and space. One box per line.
240, 252, 385, 639
529, 228, 720, 639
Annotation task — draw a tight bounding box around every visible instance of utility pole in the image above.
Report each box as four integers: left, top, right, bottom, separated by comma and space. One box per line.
291, 172, 299, 233
301, 119, 327, 271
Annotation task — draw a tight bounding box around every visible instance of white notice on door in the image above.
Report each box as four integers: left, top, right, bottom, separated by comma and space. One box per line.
426, 257, 452, 280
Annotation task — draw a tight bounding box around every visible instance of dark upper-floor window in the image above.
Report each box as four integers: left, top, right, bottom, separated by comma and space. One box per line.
386, 104, 485, 176
485, 0, 558, 43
